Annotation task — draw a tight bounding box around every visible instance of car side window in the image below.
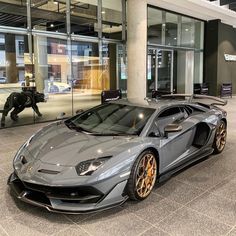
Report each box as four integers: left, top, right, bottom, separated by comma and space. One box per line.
149, 106, 187, 137
158, 107, 181, 118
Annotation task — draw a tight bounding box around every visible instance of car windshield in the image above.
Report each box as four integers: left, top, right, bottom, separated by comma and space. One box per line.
66, 103, 155, 136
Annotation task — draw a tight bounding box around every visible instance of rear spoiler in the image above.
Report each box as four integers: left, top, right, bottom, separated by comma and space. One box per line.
161, 94, 227, 106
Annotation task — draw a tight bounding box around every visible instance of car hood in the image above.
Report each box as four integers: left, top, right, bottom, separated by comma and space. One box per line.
23, 122, 138, 167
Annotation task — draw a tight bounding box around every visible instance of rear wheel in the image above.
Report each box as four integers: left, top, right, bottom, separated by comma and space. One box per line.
213, 120, 227, 154
127, 150, 157, 201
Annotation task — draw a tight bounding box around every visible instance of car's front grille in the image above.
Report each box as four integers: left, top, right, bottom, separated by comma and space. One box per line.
10, 174, 103, 204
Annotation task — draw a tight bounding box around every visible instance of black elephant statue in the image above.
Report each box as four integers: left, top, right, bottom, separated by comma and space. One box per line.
0, 91, 45, 127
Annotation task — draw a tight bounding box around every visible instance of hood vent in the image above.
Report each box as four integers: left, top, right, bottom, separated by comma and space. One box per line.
38, 169, 60, 175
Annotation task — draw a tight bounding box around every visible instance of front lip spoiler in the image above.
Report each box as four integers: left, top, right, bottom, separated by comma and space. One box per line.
8, 173, 129, 214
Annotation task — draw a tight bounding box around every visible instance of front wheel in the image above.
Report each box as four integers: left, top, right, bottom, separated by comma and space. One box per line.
126, 150, 157, 201
213, 120, 227, 154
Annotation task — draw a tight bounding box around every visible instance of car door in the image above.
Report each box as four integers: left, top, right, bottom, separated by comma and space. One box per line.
152, 106, 196, 173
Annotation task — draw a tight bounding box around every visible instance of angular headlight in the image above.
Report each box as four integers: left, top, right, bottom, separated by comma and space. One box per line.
76, 156, 112, 176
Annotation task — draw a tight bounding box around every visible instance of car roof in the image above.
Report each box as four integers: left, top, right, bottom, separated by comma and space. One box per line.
110, 98, 191, 110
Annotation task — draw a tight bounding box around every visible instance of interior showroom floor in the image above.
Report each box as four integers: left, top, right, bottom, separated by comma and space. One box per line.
0, 97, 235, 236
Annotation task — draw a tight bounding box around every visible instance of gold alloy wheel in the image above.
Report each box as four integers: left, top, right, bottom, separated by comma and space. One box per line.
135, 153, 157, 198
216, 122, 227, 152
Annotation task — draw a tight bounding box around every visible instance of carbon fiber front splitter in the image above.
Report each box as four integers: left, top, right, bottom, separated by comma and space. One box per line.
8, 172, 128, 214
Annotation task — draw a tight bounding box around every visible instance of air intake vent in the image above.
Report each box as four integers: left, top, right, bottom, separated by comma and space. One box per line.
38, 169, 60, 175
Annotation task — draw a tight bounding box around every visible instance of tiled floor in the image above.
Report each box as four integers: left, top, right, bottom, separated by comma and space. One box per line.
0, 97, 236, 236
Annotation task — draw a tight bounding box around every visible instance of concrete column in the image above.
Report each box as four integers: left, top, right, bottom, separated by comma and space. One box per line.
177, 51, 194, 94
5, 34, 18, 83
34, 35, 48, 93
127, 0, 147, 102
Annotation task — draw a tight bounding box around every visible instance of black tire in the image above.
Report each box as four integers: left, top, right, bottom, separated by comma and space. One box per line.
213, 120, 227, 154
126, 150, 157, 201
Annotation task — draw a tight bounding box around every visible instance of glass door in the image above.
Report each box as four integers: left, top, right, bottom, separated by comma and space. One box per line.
147, 48, 173, 97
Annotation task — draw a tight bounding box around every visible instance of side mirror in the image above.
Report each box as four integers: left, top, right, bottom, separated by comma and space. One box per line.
164, 124, 182, 138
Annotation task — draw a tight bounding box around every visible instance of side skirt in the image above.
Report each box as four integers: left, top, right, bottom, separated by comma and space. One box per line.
158, 147, 214, 183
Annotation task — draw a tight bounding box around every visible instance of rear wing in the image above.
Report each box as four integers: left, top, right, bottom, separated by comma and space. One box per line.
161, 94, 227, 106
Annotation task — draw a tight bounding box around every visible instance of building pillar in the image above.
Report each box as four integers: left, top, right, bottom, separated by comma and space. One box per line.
5, 34, 18, 83
127, 0, 147, 102
34, 35, 48, 93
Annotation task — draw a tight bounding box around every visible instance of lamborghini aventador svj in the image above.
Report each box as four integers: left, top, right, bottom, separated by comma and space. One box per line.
8, 94, 227, 214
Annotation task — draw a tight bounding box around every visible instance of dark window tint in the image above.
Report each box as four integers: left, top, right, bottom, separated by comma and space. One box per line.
158, 107, 180, 118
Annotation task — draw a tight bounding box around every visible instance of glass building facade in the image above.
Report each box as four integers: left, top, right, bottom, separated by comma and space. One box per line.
0, 2, 205, 128
0, 0, 127, 128
147, 6, 204, 96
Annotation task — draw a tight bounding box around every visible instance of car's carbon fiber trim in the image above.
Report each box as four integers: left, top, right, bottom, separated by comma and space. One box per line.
8, 172, 129, 214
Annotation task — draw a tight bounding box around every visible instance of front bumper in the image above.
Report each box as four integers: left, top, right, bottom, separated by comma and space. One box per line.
8, 172, 128, 214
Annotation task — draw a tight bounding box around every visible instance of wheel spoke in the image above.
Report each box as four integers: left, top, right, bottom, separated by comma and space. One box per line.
135, 153, 157, 198
215, 122, 227, 152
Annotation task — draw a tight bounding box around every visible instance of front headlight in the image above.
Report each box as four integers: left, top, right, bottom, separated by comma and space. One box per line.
76, 156, 112, 176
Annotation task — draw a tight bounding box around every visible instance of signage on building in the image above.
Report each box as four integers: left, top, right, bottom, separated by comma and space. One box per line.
224, 54, 236, 61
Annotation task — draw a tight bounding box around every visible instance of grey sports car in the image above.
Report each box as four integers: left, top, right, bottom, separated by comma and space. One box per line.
8, 94, 227, 214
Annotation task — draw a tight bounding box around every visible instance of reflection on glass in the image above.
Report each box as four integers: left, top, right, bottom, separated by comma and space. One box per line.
71, 40, 106, 112
0, 33, 34, 127
117, 45, 127, 94
147, 7, 162, 44
147, 49, 156, 95
157, 50, 172, 92
181, 17, 194, 48
102, 0, 122, 40
71, 0, 98, 37
0, 0, 27, 28
147, 6, 204, 50
31, 0, 67, 33
166, 12, 178, 46
194, 21, 204, 50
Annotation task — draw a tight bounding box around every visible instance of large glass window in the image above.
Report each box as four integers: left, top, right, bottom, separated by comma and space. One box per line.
165, 12, 178, 46
71, 40, 102, 112
147, 6, 204, 50
102, 0, 122, 40
0, 33, 34, 127
0, 0, 126, 129
181, 17, 195, 48
147, 6, 205, 95
31, 34, 73, 122
70, 0, 98, 37
0, 0, 27, 28
31, 0, 67, 33
147, 7, 162, 45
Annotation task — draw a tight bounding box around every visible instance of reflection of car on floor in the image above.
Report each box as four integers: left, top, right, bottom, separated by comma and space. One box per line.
20, 81, 71, 93
8, 94, 227, 214
0, 77, 7, 84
